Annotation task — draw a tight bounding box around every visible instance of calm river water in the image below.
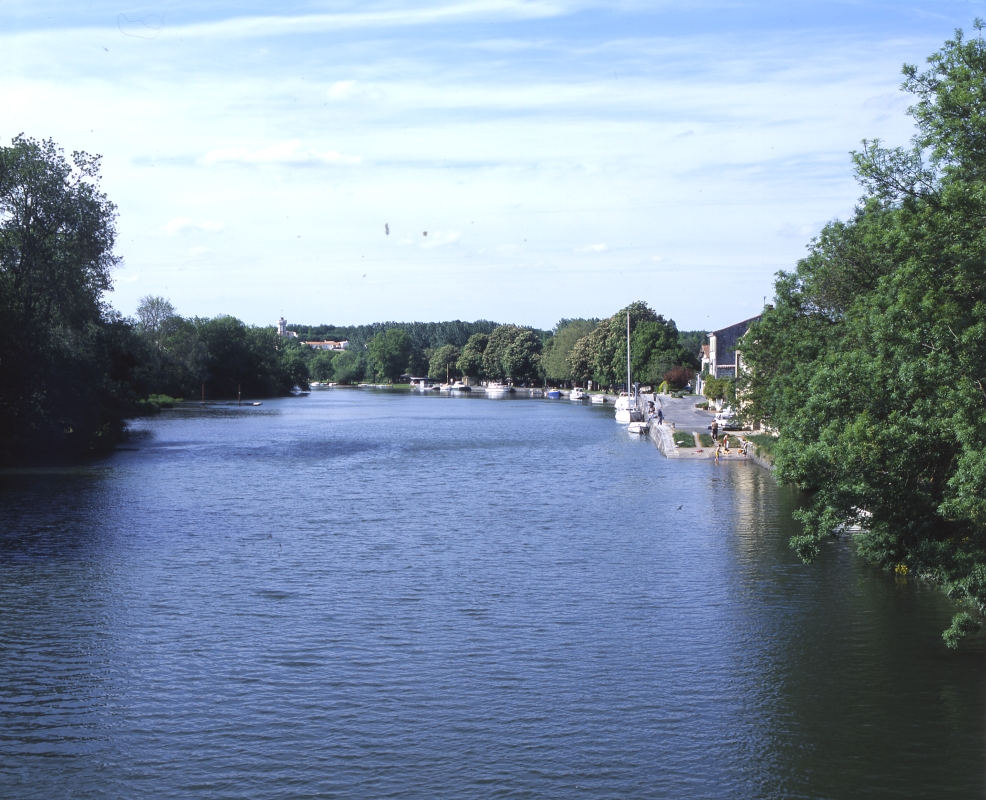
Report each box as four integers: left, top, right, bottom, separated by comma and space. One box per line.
1, 390, 984, 798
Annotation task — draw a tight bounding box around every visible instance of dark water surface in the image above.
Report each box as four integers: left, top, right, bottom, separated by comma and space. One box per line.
1, 390, 983, 798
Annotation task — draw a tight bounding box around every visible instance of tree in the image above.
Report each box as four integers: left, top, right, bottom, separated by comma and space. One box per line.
332, 348, 366, 384
0, 135, 129, 458
309, 350, 338, 381
482, 325, 542, 382
663, 365, 694, 390
542, 319, 597, 382
457, 333, 489, 380
367, 328, 413, 382
565, 302, 693, 388
135, 295, 177, 350
741, 22, 986, 647
429, 344, 461, 380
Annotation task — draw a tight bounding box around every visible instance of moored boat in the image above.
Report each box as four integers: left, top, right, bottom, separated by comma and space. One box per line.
570, 387, 587, 401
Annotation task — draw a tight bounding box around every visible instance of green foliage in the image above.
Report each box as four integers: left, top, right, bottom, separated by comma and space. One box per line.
331, 348, 366, 384
541, 319, 597, 381
309, 351, 338, 381
698, 433, 715, 447
745, 433, 778, 460
742, 23, 986, 645
673, 430, 695, 448
428, 344, 461, 380
366, 328, 413, 383
456, 333, 489, 380
566, 301, 695, 388
702, 376, 735, 403
482, 325, 542, 382
0, 135, 143, 459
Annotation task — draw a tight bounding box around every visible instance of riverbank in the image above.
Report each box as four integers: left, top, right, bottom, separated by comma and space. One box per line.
649, 394, 771, 466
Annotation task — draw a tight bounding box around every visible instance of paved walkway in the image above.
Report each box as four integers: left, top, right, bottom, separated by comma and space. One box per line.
653, 393, 716, 432
650, 393, 754, 461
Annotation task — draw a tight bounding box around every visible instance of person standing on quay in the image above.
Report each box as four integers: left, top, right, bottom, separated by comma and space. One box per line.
657, 407, 664, 425
711, 419, 718, 441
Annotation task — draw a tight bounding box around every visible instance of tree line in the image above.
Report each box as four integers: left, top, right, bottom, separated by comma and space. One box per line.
0, 134, 702, 462
740, 23, 986, 647
296, 305, 700, 389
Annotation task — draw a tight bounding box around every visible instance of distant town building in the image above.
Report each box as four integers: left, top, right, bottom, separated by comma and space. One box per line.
304, 340, 349, 351
276, 317, 298, 338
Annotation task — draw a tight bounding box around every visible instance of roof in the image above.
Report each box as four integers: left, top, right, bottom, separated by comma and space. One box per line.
710, 315, 760, 366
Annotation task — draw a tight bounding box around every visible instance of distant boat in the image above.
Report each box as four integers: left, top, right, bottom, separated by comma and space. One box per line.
486, 382, 514, 394
570, 387, 587, 401
590, 394, 607, 404
448, 382, 472, 392
546, 389, 562, 399
529, 388, 544, 397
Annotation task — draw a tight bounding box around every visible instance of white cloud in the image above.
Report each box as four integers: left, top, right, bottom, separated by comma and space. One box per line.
328, 81, 356, 99
577, 243, 608, 253
155, 1, 569, 40
651, 255, 663, 262
200, 140, 361, 166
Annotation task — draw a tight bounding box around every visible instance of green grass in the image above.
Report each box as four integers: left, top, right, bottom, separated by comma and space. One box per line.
746, 433, 779, 459
697, 432, 715, 447
673, 430, 696, 448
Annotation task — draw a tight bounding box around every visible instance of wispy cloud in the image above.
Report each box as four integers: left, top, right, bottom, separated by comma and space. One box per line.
577, 243, 608, 253
200, 140, 361, 166
158, 0, 569, 40
328, 81, 357, 100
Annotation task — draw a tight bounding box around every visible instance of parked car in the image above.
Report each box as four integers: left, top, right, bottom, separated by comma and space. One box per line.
715, 407, 742, 430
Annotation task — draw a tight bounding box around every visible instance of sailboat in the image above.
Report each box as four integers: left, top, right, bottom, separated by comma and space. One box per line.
615, 311, 644, 424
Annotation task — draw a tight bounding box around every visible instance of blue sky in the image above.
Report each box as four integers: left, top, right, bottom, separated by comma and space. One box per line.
2, 1, 983, 331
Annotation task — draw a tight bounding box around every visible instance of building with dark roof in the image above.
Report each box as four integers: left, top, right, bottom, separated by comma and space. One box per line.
702, 315, 760, 379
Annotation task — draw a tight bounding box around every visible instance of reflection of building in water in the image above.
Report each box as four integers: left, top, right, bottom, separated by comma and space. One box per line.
276, 317, 298, 338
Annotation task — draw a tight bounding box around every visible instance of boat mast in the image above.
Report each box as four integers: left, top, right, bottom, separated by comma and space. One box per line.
626, 310, 632, 401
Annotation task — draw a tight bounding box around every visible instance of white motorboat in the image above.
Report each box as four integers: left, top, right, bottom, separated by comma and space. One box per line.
570, 387, 587, 401
627, 421, 649, 435
590, 394, 607, 404
485, 382, 513, 394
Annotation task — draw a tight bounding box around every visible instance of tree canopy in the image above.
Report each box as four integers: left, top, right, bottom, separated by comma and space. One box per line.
366, 328, 413, 383
566, 301, 695, 388
0, 135, 133, 458
428, 344, 461, 380
741, 22, 986, 647
482, 325, 542, 382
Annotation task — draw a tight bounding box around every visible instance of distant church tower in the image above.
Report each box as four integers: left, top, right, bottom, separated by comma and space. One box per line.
277, 316, 287, 336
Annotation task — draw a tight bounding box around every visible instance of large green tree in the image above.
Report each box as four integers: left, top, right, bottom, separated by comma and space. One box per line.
742, 22, 986, 647
367, 328, 413, 383
482, 325, 542, 382
542, 319, 598, 382
428, 344, 461, 380
456, 333, 489, 380
567, 301, 693, 388
0, 136, 135, 458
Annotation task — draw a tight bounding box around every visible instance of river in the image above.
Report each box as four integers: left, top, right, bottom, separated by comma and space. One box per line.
1, 389, 983, 798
